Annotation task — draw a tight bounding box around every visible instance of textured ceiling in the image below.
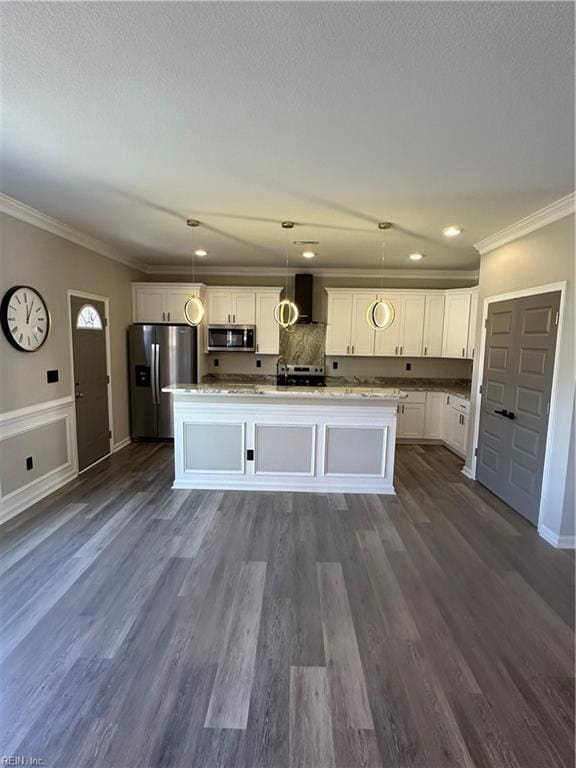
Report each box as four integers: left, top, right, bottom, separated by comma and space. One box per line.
1, 2, 574, 271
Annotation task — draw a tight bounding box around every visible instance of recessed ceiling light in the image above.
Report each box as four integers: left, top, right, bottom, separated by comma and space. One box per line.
443, 225, 462, 238
409, 253, 424, 261
302, 250, 316, 259
194, 249, 208, 257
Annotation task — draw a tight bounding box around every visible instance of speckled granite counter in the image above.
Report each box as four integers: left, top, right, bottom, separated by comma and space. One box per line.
164, 383, 402, 400
325, 378, 472, 400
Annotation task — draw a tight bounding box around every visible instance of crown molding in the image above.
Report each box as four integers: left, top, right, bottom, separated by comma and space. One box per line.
474, 192, 576, 255
145, 264, 479, 281
0, 193, 147, 272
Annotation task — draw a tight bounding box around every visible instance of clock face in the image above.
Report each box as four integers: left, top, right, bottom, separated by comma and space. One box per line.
1, 286, 50, 352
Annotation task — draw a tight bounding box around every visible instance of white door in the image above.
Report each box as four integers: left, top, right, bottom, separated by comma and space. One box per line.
255, 293, 280, 354
166, 288, 197, 323
208, 291, 232, 324
399, 295, 425, 356
424, 392, 444, 438
232, 291, 256, 324
466, 291, 479, 358
374, 293, 402, 356
442, 292, 472, 358
423, 294, 445, 357
397, 403, 426, 438
326, 293, 353, 355
135, 287, 166, 323
350, 293, 375, 355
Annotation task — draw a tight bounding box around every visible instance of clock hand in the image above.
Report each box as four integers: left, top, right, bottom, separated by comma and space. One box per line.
26, 298, 34, 324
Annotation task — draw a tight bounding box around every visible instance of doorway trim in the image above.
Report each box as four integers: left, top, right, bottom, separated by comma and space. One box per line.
466, 281, 567, 537
67, 290, 113, 473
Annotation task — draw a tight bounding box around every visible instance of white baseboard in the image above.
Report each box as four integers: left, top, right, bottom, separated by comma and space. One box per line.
173, 479, 396, 495
538, 524, 576, 549
0, 466, 77, 525
112, 436, 131, 453
461, 466, 475, 480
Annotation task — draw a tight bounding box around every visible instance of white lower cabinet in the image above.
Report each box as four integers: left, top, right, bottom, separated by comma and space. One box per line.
397, 392, 426, 438
424, 392, 444, 438
397, 390, 469, 459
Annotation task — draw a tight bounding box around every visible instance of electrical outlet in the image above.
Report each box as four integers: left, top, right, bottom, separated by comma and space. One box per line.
213, 358, 219, 368
26, 456, 33, 471
256, 359, 262, 368
405, 362, 412, 371
332, 360, 339, 370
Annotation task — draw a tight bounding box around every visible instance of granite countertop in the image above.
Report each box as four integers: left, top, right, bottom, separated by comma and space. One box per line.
325, 377, 472, 400
163, 383, 402, 400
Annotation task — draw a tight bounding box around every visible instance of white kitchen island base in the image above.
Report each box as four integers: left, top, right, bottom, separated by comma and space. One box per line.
165, 385, 401, 494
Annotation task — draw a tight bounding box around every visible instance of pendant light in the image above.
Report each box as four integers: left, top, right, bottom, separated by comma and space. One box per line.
183, 219, 205, 326
273, 222, 299, 329
366, 240, 395, 330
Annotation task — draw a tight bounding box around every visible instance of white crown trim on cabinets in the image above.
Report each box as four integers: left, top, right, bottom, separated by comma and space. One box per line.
0, 193, 146, 271
474, 192, 576, 255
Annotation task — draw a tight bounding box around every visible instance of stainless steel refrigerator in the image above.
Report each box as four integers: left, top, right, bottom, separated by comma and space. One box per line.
128, 324, 197, 439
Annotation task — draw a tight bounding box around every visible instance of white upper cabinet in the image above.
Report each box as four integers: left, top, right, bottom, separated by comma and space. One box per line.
442, 291, 472, 358
255, 291, 281, 354
373, 293, 403, 356
135, 286, 166, 323
232, 291, 256, 324
350, 293, 376, 355
423, 294, 445, 357
132, 283, 204, 323
165, 287, 198, 323
399, 295, 426, 356
326, 288, 477, 359
206, 289, 256, 325
466, 289, 479, 359
326, 293, 353, 355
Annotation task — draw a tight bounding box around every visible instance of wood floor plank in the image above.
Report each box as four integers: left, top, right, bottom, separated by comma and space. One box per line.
204, 560, 267, 730
289, 666, 335, 768
317, 561, 374, 730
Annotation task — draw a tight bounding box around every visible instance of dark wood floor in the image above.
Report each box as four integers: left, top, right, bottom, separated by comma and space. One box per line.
1, 443, 574, 768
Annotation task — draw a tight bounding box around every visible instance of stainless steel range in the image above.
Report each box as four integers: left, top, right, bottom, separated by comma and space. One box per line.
277, 364, 325, 387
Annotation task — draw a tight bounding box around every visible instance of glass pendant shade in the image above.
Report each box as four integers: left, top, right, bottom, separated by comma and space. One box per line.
273, 298, 299, 328
184, 295, 205, 327
366, 298, 395, 330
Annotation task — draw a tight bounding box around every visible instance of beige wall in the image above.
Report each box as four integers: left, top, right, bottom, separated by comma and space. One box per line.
466, 215, 575, 540
0, 213, 145, 442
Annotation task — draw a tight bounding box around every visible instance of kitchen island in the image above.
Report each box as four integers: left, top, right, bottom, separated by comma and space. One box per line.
163, 384, 402, 494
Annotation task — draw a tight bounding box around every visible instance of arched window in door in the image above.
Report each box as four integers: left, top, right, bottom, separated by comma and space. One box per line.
76, 304, 103, 330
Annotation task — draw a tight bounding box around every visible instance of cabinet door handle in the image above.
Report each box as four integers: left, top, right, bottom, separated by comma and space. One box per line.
395, 346, 398, 355
233, 314, 236, 323
351, 345, 355, 354
400, 346, 403, 355
346, 345, 349, 354
162, 311, 165, 321
228, 314, 231, 323
462, 347, 465, 357
424, 346, 427, 356
256, 343, 259, 353
447, 396, 450, 405
167, 311, 170, 321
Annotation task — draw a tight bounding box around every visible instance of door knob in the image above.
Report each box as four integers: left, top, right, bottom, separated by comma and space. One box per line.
494, 409, 515, 419
76, 392, 84, 399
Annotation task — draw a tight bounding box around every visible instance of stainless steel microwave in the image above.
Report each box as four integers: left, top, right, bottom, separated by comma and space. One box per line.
206, 325, 256, 352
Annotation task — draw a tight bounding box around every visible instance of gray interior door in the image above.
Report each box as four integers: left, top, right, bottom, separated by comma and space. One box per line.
71, 296, 110, 470
476, 291, 560, 525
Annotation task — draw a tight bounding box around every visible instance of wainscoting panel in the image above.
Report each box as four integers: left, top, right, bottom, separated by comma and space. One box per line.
0, 397, 77, 524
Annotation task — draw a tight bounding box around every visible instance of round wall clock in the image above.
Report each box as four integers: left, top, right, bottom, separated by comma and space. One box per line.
1, 285, 51, 352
